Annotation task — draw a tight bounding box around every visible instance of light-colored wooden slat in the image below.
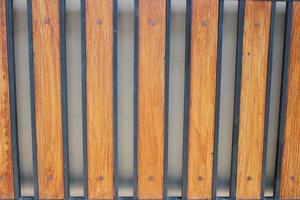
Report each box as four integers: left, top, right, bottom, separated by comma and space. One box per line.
236, 1, 271, 199
85, 0, 114, 199
187, 0, 218, 199
138, 0, 166, 199
0, 0, 14, 198
32, 0, 64, 198
280, 2, 300, 199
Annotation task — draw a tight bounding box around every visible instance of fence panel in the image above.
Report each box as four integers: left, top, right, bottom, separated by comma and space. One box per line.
1, 0, 300, 199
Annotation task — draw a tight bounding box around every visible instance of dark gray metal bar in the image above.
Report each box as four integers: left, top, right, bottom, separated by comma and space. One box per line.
230, 0, 245, 198
80, 0, 88, 198
274, 1, 294, 198
6, 0, 21, 198
261, 1, 277, 198
164, 0, 171, 199
59, 1, 70, 199
26, 0, 39, 198
213, 0, 224, 199
182, 0, 192, 199
133, 0, 139, 199
113, 0, 119, 199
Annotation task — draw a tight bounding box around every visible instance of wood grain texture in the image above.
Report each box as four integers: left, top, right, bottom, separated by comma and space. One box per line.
85, 0, 114, 199
138, 0, 166, 199
236, 1, 271, 199
32, 0, 64, 198
187, 0, 218, 199
280, 2, 300, 199
0, 0, 14, 198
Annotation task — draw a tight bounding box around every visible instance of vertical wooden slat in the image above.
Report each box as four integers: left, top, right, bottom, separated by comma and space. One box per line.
0, 0, 14, 198
236, 1, 271, 199
187, 0, 218, 199
31, 0, 64, 198
85, 0, 114, 199
280, 2, 300, 199
138, 0, 166, 198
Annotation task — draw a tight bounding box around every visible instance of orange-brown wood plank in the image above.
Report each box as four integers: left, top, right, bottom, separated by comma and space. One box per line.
32, 0, 64, 198
280, 2, 300, 199
187, 0, 218, 199
85, 0, 114, 199
0, 1, 14, 198
236, 1, 271, 199
138, 0, 166, 199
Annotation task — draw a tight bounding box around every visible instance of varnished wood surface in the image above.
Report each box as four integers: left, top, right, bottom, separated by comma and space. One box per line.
236, 1, 271, 199
32, 0, 64, 198
0, 0, 14, 198
138, 0, 166, 199
280, 2, 300, 199
85, 0, 114, 199
187, 0, 219, 199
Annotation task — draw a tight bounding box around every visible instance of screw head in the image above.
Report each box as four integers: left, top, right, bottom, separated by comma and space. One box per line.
254, 21, 261, 28
43, 17, 50, 24
96, 18, 103, 25
200, 20, 208, 27
198, 176, 203, 181
148, 176, 154, 181
290, 176, 296, 182
98, 176, 104, 182
47, 175, 53, 182
148, 19, 157, 26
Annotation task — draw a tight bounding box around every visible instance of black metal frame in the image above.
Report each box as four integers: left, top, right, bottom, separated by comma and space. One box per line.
60, 1, 70, 199
230, 0, 245, 198
80, 0, 88, 198
6, 0, 20, 198
261, 1, 276, 199
3, 0, 297, 199
27, 0, 39, 198
133, 1, 138, 198
274, 0, 294, 198
181, 0, 192, 199
164, 1, 171, 199
113, 0, 119, 199
213, 0, 224, 199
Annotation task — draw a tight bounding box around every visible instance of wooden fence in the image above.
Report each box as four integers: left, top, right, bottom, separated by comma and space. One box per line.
0, 0, 300, 199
